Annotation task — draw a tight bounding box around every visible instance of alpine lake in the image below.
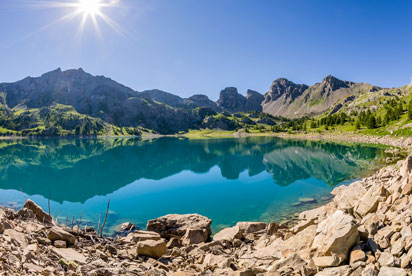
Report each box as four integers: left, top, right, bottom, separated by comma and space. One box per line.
0, 136, 397, 235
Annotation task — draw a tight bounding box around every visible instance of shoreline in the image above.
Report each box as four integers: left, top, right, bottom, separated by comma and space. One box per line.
2, 131, 412, 150
2, 156, 412, 275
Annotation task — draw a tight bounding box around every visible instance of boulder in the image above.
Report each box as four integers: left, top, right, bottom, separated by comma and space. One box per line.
119, 222, 135, 232
333, 182, 367, 212
401, 182, 412, 195
378, 252, 396, 267
47, 227, 76, 245
136, 239, 167, 259
350, 245, 366, 264
182, 229, 208, 245
313, 256, 340, 267
122, 230, 161, 243
147, 214, 212, 239
269, 253, 307, 272
355, 185, 387, 217
314, 265, 351, 276
377, 267, 407, 276
202, 253, 229, 269
54, 240, 67, 248
400, 156, 412, 179
312, 210, 358, 263
51, 248, 87, 264
213, 225, 242, 241
236, 222, 266, 234
18, 199, 53, 224
3, 229, 28, 247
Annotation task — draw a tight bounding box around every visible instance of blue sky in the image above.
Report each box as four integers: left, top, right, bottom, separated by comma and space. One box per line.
0, 0, 411, 99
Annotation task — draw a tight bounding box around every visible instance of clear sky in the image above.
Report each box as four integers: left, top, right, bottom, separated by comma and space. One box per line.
0, 0, 411, 100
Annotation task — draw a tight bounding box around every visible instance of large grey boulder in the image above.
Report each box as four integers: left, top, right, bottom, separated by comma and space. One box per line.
147, 214, 212, 240
312, 210, 358, 264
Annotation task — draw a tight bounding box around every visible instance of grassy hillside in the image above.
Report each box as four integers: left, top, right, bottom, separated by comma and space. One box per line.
0, 104, 141, 137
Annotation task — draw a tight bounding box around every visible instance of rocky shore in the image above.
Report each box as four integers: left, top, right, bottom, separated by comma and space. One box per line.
274, 133, 412, 150
2, 157, 412, 275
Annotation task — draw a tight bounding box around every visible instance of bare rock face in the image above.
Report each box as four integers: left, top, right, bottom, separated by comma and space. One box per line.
216, 87, 264, 113
136, 239, 167, 259
146, 214, 212, 240
312, 210, 358, 264
47, 226, 76, 245
18, 199, 53, 224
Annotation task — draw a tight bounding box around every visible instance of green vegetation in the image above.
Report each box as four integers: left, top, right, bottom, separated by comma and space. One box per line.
0, 104, 141, 137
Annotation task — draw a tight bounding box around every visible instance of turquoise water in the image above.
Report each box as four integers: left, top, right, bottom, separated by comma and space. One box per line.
0, 137, 388, 234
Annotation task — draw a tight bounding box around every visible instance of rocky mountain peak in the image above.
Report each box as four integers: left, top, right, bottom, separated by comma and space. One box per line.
320, 75, 349, 92
264, 78, 308, 103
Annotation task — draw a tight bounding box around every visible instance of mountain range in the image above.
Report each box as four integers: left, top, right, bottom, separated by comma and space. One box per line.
0, 68, 393, 135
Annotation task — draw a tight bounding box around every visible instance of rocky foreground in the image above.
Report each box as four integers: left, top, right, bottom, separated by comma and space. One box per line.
3, 157, 412, 275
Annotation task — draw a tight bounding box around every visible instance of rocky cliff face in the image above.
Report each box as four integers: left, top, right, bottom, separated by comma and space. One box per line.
0, 69, 214, 134
263, 76, 381, 118
216, 87, 264, 112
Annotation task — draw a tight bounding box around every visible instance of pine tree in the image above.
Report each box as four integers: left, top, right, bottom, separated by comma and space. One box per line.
355, 120, 360, 130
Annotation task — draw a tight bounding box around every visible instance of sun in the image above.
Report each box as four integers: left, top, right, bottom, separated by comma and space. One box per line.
76, 0, 103, 17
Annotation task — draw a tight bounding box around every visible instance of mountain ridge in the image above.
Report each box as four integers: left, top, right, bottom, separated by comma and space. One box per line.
0, 68, 405, 136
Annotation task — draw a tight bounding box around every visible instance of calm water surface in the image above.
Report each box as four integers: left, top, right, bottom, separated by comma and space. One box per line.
0, 137, 388, 234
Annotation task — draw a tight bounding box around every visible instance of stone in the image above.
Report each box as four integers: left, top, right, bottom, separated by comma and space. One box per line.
313, 256, 340, 267
350, 246, 366, 264
123, 230, 161, 243
355, 185, 387, 217
390, 238, 405, 257
18, 199, 53, 224
333, 182, 367, 212
402, 182, 412, 195
167, 237, 182, 248
312, 210, 358, 263
378, 252, 396, 267
269, 253, 307, 272
3, 229, 28, 247
147, 214, 212, 239
54, 240, 67, 248
400, 156, 412, 179
182, 228, 208, 245
136, 239, 167, 259
47, 226, 76, 245
51, 248, 87, 264
213, 226, 242, 241
314, 265, 351, 276
120, 222, 135, 232
377, 266, 407, 276
236, 222, 266, 234
361, 267, 378, 276
202, 253, 229, 269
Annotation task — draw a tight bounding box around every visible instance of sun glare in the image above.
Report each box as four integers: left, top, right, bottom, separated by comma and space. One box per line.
76, 0, 102, 17
20, 0, 126, 40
